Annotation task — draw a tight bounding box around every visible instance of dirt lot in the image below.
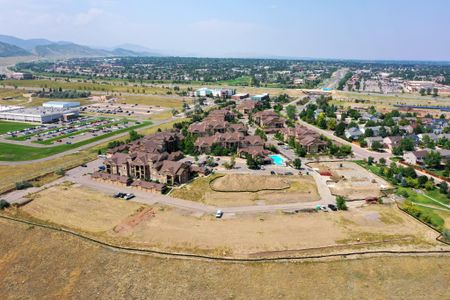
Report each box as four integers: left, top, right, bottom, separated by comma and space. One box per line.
171, 174, 320, 206
0, 218, 449, 299
15, 183, 442, 257
310, 161, 392, 200
210, 174, 290, 192
21, 183, 145, 232
113, 204, 441, 257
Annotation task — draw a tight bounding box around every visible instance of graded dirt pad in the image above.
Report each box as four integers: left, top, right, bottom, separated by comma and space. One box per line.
114, 204, 441, 257
172, 174, 319, 206
310, 161, 392, 200
21, 184, 145, 232
0, 218, 449, 299
210, 174, 290, 192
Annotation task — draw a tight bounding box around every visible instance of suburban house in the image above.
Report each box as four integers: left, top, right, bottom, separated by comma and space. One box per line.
418, 133, 440, 142
253, 110, 285, 132
345, 127, 363, 140
282, 125, 327, 153
383, 136, 402, 151
403, 150, 429, 165
365, 136, 384, 148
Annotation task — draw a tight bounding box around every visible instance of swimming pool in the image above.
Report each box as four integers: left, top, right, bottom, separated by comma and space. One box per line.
269, 154, 286, 166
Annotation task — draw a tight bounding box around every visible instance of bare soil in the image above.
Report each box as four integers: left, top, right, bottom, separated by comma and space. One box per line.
310, 161, 392, 200
21, 183, 144, 232
16, 184, 443, 257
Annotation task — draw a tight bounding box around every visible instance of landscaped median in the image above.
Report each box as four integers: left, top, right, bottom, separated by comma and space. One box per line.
0, 121, 152, 161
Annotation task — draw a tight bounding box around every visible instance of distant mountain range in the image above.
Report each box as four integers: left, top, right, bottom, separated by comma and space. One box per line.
0, 34, 162, 58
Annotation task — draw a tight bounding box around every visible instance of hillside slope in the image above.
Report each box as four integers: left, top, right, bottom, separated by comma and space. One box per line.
0, 41, 31, 57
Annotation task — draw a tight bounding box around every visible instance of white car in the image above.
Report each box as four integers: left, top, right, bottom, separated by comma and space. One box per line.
123, 193, 135, 200
215, 210, 223, 218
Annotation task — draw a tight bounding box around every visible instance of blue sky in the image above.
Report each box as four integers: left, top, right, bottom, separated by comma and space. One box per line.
1, 0, 449, 60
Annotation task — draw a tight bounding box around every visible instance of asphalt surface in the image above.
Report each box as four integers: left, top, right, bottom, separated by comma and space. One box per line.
0, 118, 175, 166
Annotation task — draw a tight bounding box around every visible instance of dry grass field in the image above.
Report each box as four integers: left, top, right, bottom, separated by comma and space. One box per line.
116, 204, 441, 257
22, 183, 145, 232
13, 183, 443, 257
310, 161, 392, 200
332, 91, 450, 110
120, 94, 192, 109
210, 174, 290, 192
171, 174, 319, 206
0, 217, 449, 299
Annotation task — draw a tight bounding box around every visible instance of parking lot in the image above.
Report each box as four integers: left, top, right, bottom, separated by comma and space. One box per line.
3, 117, 141, 145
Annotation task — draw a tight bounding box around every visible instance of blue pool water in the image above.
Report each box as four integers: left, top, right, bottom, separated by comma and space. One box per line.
270, 154, 286, 166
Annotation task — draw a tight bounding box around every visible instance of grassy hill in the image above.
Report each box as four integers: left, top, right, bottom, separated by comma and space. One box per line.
0, 42, 31, 57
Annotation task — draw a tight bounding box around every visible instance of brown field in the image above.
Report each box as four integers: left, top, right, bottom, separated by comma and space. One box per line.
21, 183, 145, 232
0, 150, 97, 194
14, 183, 443, 257
332, 91, 450, 110
171, 174, 319, 206
210, 174, 290, 192
1, 217, 449, 299
116, 204, 441, 257
120, 94, 193, 109
310, 161, 392, 200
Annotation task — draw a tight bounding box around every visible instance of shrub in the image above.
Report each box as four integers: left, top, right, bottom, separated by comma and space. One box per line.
443, 228, 450, 242
15, 181, 33, 190
55, 168, 66, 176
0, 199, 10, 209
336, 196, 348, 210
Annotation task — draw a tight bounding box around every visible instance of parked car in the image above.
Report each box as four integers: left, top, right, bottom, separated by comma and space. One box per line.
215, 210, 223, 218
81, 164, 87, 168
113, 192, 125, 198
327, 204, 338, 211
270, 171, 276, 175
123, 193, 135, 200
321, 206, 328, 212
284, 172, 293, 176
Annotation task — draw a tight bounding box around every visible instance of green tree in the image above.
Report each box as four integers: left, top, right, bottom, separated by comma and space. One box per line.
255, 128, 267, 141
335, 122, 346, 137
371, 141, 383, 151
293, 158, 302, 169
327, 118, 337, 130
129, 130, 143, 141
336, 196, 348, 210
423, 151, 441, 169
285, 105, 297, 120
439, 181, 448, 194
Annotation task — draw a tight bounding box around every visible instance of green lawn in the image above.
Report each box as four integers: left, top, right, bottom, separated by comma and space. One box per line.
0, 121, 36, 134
0, 121, 151, 161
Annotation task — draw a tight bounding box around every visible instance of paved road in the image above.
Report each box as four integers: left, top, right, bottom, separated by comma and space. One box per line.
322, 68, 349, 90
3, 158, 337, 215
0, 118, 176, 166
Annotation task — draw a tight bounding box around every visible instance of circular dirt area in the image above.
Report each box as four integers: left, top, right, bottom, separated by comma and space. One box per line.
210, 174, 290, 192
